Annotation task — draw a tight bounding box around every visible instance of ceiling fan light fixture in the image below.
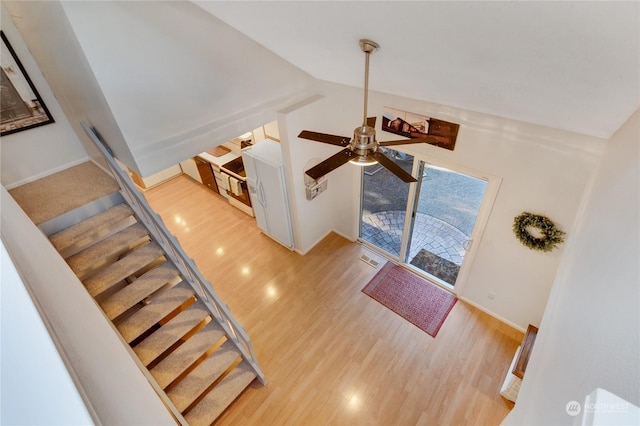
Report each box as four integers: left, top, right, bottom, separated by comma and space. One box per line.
349, 155, 378, 167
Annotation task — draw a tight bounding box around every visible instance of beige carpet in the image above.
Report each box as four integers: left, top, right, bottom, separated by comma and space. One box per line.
9, 161, 119, 224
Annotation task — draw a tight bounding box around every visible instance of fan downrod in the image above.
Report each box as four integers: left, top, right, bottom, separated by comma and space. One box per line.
354, 39, 380, 161
359, 39, 379, 130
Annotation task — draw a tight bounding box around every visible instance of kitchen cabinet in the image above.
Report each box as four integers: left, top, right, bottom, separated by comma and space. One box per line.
145, 164, 182, 188
213, 167, 228, 198
180, 158, 202, 183
263, 120, 280, 141
194, 156, 219, 193
128, 164, 182, 190
252, 126, 265, 142
196, 152, 238, 199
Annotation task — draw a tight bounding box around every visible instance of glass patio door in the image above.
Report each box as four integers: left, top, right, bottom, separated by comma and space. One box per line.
360, 154, 489, 289
360, 148, 414, 259
403, 162, 488, 287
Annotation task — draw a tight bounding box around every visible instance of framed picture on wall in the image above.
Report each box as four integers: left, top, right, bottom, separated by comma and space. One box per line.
1, 31, 54, 136
382, 106, 459, 151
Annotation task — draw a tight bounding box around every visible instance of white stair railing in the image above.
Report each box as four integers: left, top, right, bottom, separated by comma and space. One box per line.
81, 122, 266, 385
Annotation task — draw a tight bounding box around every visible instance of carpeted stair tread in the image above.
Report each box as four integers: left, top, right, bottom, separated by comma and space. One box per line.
184, 361, 256, 426
167, 340, 242, 413
67, 223, 150, 278
49, 203, 134, 253
117, 282, 195, 344
150, 320, 226, 389
84, 243, 164, 297
134, 303, 211, 366
100, 262, 181, 320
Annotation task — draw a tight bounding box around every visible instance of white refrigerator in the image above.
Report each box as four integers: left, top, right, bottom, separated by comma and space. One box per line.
241, 139, 294, 249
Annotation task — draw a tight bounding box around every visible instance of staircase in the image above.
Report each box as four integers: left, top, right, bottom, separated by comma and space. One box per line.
46, 198, 260, 425
24, 122, 266, 425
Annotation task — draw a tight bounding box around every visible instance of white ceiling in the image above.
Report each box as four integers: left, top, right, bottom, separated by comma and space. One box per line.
194, 1, 638, 139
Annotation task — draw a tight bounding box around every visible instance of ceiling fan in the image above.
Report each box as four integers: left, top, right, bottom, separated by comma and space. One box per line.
298, 39, 439, 183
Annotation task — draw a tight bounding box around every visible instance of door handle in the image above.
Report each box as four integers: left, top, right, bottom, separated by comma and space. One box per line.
258, 181, 266, 207
462, 239, 472, 251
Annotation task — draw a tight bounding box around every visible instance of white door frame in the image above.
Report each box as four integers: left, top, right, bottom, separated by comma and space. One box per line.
360, 150, 502, 296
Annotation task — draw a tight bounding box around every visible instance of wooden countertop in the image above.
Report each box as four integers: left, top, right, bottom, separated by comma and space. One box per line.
197, 150, 239, 170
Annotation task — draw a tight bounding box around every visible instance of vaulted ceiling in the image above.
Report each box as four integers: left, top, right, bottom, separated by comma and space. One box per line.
195, 1, 639, 139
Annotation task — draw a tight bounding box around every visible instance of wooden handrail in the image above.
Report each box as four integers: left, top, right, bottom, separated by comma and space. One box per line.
513, 324, 538, 379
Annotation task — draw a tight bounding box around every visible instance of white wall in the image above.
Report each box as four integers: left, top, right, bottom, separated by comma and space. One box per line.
4, 1, 315, 178
0, 3, 88, 188
278, 92, 363, 253
503, 110, 639, 425
59, 0, 315, 176
3, 0, 137, 176
279, 81, 605, 330
1, 186, 176, 425
1, 242, 93, 425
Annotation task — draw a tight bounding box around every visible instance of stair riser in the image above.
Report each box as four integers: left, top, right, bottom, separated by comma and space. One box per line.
39, 192, 124, 236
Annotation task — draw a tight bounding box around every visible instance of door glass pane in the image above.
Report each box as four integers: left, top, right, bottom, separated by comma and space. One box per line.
405, 163, 487, 287
360, 148, 414, 258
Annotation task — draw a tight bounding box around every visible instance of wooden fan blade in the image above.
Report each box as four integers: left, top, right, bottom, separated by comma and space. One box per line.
298, 130, 351, 147
305, 148, 355, 180
378, 136, 439, 147
366, 116, 377, 128
370, 151, 416, 183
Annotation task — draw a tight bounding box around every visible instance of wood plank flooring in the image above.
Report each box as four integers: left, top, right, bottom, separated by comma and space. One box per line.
144, 175, 522, 426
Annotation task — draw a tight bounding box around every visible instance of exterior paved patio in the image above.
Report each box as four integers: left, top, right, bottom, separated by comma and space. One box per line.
361, 210, 468, 265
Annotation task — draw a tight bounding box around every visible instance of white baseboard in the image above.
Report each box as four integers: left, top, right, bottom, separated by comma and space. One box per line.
3, 157, 90, 190
294, 229, 354, 256
331, 229, 356, 243
294, 230, 331, 255
88, 158, 113, 177
458, 295, 526, 333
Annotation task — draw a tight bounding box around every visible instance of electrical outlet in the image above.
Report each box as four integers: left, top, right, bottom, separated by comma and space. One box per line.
488, 291, 496, 300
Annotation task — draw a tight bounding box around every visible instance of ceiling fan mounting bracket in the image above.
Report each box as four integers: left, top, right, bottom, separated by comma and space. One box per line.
359, 39, 380, 54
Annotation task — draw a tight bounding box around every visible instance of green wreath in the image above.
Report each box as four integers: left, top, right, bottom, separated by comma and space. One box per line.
513, 212, 565, 252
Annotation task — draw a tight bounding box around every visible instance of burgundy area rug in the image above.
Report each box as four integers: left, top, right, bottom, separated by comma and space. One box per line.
362, 262, 457, 337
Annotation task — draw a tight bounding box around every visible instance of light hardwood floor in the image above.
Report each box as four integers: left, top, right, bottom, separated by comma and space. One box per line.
144, 175, 522, 426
